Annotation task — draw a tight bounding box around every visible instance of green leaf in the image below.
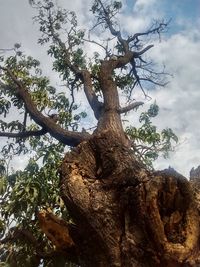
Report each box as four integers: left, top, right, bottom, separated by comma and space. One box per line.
0, 176, 7, 195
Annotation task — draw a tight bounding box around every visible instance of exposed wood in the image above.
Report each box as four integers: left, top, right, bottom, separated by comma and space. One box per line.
59, 132, 200, 267
119, 101, 144, 114
0, 1, 198, 266
38, 209, 75, 250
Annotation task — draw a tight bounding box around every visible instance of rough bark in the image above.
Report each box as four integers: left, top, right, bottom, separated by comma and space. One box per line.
1, 2, 197, 266
58, 131, 200, 267
58, 56, 200, 265
2, 49, 200, 267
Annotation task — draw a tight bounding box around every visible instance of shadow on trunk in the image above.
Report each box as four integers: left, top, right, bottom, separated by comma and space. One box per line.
58, 131, 200, 267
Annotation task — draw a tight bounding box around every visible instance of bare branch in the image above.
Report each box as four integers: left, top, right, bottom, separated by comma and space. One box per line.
129, 58, 149, 98
139, 78, 169, 87
82, 70, 102, 119
96, 0, 129, 53
135, 45, 154, 57
128, 21, 169, 44
119, 101, 144, 114
66, 71, 102, 120
83, 37, 109, 56
0, 128, 47, 138
22, 108, 28, 131
0, 48, 14, 54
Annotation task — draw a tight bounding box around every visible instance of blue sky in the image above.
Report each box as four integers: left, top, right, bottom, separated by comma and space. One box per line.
128, 0, 200, 18
162, 0, 199, 20
126, 0, 200, 34
0, 0, 200, 176
161, 0, 200, 32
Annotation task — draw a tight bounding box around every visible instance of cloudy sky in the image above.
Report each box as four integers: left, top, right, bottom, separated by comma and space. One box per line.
0, 0, 200, 177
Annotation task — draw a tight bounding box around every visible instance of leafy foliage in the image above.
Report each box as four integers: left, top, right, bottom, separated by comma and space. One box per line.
0, 139, 69, 266
0, 0, 177, 266
126, 103, 178, 168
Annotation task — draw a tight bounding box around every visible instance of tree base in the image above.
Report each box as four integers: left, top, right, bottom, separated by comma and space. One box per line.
58, 132, 200, 266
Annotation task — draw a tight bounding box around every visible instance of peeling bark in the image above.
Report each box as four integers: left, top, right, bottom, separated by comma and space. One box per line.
38, 209, 75, 250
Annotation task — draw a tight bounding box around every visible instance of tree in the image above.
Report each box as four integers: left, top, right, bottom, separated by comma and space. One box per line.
0, 0, 199, 266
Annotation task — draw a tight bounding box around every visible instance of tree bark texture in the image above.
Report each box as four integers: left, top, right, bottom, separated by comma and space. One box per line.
59, 131, 200, 267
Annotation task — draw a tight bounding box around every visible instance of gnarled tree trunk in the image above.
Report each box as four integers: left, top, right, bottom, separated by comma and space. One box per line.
58, 55, 200, 267
59, 130, 200, 267
2, 1, 199, 266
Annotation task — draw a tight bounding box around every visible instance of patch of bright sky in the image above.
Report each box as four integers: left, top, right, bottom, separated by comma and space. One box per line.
126, 0, 200, 34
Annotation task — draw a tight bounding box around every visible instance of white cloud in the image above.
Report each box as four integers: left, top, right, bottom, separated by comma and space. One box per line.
0, 0, 200, 177
146, 28, 200, 177
120, 14, 150, 34
119, 0, 165, 38
134, 0, 157, 12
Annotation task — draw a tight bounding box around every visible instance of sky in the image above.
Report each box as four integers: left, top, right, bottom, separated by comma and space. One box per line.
0, 0, 200, 177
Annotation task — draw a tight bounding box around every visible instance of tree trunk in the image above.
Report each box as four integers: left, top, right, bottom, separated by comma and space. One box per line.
59, 131, 200, 267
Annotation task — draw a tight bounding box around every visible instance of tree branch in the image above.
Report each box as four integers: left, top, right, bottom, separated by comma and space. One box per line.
82, 70, 102, 119
110, 44, 154, 71
45, 14, 102, 119
128, 21, 169, 44
0, 67, 90, 146
83, 37, 109, 56
139, 78, 168, 87
135, 45, 154, 57
0, 227, 38, 246
0, 128, 47, 138
0, 226, 78, 264
119, 101, 144, 114
97, 0, 129, 53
